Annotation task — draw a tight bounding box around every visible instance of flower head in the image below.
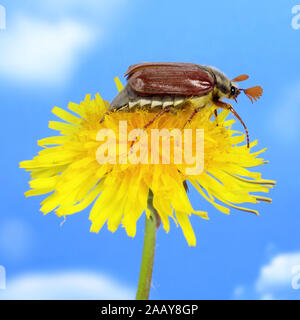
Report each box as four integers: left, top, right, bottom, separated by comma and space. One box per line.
20, 78, 275, 246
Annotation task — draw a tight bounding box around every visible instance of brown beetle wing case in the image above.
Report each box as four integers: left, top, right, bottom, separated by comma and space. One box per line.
125, 62, 201, 77
126, 63, 215, 96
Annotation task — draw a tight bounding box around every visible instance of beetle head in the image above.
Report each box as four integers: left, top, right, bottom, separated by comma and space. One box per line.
231, 74, 263, 103
206, 67, 263, 103
207, 66, 237, 100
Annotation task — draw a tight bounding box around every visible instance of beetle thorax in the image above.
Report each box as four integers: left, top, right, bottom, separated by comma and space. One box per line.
205, 66, 232, 100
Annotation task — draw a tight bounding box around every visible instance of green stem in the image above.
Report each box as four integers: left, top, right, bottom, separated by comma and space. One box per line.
136, 192, 157, 300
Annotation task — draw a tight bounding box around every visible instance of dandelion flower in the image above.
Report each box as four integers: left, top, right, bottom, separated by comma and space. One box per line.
20, 79, 275, 247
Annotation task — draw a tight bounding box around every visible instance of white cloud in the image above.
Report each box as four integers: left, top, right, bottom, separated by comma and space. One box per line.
255, 252, 300, 293
0, 16, 94, 84
0, 1, 129, 85
233, 251, 300, 299
270, 81, 300, 142
0, 271, 134, 299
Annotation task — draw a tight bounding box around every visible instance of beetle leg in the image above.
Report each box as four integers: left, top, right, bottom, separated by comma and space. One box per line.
99, 111, 112, 123
130, 107, 172, 149
182, 107, 200, 129
214, 100, 249, 148
144, 107, 171, 129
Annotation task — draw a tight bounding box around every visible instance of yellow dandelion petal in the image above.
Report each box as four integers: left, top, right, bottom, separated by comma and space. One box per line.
114, 77, 124, 92
56, 182, 103, 217
25, 188, 54, 197
51, 106, 82, 125
175, 210, 196, 247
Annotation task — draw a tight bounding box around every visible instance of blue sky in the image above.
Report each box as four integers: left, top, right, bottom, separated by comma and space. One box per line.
0, 0, 300, 299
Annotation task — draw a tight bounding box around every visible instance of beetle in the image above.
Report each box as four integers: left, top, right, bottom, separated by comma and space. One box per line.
106, 62, 263, 147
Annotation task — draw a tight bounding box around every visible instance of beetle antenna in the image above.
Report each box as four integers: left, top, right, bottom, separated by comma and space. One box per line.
232, 74, 249, 82
240, 86, 263, 104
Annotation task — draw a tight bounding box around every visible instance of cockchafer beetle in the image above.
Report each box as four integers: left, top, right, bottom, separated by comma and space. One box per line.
106, 62, 263, 147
